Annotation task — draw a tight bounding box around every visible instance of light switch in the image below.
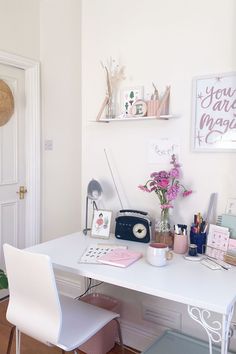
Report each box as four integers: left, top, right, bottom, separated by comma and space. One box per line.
44, 139, 53, 151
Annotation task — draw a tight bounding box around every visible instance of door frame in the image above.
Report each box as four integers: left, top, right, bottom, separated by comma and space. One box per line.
0, 50, 40, 247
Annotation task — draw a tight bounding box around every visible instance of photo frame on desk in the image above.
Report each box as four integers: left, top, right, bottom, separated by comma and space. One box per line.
91, 209, 112, 239
205, 224, 230, 260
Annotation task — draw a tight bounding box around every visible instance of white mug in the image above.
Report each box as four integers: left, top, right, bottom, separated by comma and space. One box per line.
146, 243, 173, 267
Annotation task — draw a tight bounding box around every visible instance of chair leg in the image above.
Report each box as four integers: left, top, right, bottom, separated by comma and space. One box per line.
6, 325, 15, 354
15, 328, 21, 354
114, 318, 124, 354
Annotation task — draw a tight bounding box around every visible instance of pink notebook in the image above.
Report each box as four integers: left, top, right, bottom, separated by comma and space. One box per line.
97, 249, 142, 268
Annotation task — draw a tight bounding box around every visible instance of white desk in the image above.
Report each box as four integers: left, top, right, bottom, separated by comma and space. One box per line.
27, 232, 236, 354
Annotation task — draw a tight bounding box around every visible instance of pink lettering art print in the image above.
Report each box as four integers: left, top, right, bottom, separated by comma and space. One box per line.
192, 73, 236, 151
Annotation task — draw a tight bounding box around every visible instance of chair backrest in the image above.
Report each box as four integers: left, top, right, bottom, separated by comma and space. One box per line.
3, 244, 62, 345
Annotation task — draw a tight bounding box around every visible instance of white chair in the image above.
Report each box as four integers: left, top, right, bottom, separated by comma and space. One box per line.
3, 244, 124, 354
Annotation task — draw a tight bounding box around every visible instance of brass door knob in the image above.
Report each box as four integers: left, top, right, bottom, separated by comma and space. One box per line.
16, 186, 27, 199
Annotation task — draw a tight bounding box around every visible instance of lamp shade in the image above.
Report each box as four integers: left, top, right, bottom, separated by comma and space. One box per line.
87, 179, 103, 200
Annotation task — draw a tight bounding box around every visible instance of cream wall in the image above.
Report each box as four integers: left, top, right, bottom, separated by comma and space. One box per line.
82, 0, 236, 227
81, 0, 236, 350
0, 0, 40, 59
40, 0, 82, 241
1, 0, 236, 350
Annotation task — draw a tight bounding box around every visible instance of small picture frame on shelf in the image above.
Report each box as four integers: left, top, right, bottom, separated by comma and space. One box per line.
91, 209, 112, 239
130, 99, 147, 117
121, 86, 144, 116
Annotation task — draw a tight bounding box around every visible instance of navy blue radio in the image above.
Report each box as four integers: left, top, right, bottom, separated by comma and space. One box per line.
115, 209, 151, 243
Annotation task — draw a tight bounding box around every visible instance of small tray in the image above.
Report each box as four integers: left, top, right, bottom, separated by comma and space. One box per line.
142, 330, 235, 354
224, 254, 236, 266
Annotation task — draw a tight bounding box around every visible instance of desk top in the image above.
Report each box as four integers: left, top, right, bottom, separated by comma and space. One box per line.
27, 232, 236, 315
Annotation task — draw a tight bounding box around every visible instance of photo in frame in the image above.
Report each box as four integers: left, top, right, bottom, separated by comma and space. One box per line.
206, 224, 230, 260
91, 209, 112, 239
121, 86, 144, 116
192, 72, 236, 152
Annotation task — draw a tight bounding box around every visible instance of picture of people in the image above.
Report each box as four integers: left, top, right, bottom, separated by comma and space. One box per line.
91, 210, 112, 239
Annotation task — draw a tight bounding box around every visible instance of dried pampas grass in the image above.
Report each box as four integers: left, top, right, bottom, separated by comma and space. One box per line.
101, 58, 125, 100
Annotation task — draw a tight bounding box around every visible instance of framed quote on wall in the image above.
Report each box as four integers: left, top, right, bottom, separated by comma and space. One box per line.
192, 72, 236, 151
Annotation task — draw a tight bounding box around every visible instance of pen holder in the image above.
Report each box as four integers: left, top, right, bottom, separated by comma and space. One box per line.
190, 231, 207, 254
173, 234, 188, 254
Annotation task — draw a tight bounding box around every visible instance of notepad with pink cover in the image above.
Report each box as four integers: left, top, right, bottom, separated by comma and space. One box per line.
97, 249, 142, 268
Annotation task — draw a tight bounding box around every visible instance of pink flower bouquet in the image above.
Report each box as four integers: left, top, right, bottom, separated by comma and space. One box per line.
138, 154, 192, 209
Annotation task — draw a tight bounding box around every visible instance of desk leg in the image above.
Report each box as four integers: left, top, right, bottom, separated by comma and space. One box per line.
187, 304, 234, 354
221, 304, 234, 354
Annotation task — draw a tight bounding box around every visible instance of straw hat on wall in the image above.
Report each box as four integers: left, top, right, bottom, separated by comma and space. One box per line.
0, 79, 14, 127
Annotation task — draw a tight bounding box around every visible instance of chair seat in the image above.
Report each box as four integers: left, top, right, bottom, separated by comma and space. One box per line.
57, 295, 119, 351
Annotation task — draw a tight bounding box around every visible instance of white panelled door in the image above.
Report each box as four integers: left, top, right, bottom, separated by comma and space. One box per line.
0, 63, 26, 266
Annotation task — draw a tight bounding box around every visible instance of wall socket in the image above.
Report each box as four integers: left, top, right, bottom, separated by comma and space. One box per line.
44, 139, 53, 151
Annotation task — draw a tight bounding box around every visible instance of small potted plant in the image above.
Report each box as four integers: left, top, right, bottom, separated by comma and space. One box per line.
0, 269, 8, 289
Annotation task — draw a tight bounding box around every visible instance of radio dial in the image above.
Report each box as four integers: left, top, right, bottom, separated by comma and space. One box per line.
132, 223, 147, 239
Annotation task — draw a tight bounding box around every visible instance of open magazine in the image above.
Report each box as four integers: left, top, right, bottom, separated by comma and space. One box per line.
79, 244, 127, 264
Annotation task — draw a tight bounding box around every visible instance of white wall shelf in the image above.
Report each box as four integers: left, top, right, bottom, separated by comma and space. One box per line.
92, 115, 178, 123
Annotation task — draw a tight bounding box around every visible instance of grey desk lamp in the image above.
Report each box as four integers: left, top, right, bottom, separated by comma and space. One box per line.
83, 179, 103, 235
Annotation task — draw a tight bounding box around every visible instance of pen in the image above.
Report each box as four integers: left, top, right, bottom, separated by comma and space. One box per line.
203, 222, 208, 233
193, 212, 208, 234
206, 257, 229, 270
200, 221, 205, 233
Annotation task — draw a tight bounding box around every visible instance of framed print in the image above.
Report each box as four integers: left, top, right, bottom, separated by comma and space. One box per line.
192, 72, 236, 152
121, 86, 144, 116
206, 224, 230, 260
91, 209, 112, 239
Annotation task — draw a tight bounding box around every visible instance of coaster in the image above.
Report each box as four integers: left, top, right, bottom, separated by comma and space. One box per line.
183, 255, 203, 261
